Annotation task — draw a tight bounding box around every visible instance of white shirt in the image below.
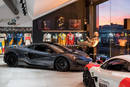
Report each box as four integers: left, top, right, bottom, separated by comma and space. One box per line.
75, 32, 83, 42
24, 33, 32, 45
43, 33, 52, 42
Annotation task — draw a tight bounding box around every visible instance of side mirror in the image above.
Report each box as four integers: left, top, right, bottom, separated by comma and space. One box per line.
100, 57, 106, 62
97, 60, 103, 64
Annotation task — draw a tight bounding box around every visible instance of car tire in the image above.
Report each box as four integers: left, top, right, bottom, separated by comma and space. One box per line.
83, 68, 95, 87
5, 53, 18, 67
54, 57, 70, 71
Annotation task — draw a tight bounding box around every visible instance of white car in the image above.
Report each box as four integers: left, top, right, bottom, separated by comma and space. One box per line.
83, 55, 130, 87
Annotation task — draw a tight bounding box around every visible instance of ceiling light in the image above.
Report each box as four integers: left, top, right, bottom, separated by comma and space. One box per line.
22, 3, 25, 8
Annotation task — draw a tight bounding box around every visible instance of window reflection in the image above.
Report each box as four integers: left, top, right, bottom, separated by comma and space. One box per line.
98, 0, 130, 57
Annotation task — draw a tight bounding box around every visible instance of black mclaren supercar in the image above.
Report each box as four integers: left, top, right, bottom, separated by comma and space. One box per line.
4, 43, 92, 71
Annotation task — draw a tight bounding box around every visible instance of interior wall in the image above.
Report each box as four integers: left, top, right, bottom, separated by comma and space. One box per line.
33, 20, 43, 43
35, 0, 88, 29
33, 0, 89, 43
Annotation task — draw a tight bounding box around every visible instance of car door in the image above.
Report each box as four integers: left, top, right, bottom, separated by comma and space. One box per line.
92, 65, 112, 87
25, 44, 39, 59
94, 58, 130, 87
26, 44, 56, 67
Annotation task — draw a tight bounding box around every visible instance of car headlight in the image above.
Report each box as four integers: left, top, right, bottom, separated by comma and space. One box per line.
86, 55, 91, 59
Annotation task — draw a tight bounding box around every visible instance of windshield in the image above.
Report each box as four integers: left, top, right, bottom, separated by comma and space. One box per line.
51, 44, 72, 52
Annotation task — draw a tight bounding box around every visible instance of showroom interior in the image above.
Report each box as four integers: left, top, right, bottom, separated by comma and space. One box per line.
0, 0, 130, 87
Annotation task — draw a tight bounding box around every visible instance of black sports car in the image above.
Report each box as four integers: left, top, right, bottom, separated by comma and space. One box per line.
4, 43, 92, 71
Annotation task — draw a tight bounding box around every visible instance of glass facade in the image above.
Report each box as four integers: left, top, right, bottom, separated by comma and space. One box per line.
98, 0, 130, 57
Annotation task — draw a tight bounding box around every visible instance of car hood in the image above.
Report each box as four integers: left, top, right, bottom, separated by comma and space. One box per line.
63, 51, 92, 62
77, 56, 92, 62
73, 50, 92, 62
73, 50, 88, 56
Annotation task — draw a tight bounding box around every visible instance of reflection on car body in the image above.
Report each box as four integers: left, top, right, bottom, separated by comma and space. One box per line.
83, 55, 130, 87
4, 43, 92, 71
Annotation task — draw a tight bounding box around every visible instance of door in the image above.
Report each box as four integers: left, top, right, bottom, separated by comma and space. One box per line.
26, 44, 56, 67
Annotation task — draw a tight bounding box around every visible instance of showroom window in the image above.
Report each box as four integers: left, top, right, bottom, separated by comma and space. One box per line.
98, 0, 130, 57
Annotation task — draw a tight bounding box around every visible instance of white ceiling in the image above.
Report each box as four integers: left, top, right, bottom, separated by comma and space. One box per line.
26, 0, 77, 19
33, 0, 77, 19
0, 0, 4, 7
34, 0, 71, 16
0, 0, 108, 27
0, 0, 77, 26
0, 0, 108, 19
1, 0, 108, 20
0, 0, 32, 27
0, 0, 77, 20
0, 0, 109, 27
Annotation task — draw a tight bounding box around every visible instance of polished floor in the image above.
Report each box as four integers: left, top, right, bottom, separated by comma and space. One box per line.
0, 55, 84, 87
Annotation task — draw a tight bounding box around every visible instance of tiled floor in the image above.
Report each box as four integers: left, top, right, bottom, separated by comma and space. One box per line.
0, 56, 84, 87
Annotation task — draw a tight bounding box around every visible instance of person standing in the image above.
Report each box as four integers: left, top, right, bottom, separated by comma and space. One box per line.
78, 32, 99, 62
